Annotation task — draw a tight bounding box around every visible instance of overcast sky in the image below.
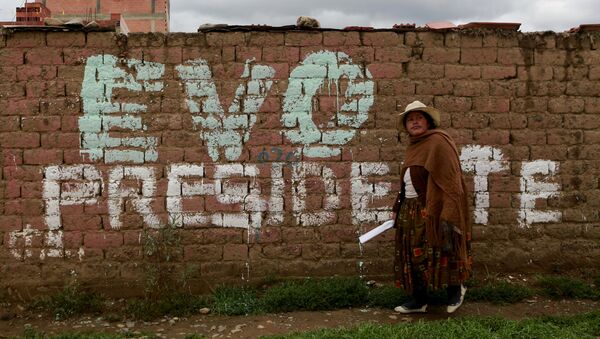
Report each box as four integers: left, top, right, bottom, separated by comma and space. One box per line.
0, 0, 597, 33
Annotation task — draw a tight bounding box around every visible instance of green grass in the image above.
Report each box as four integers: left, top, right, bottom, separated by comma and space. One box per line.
264, 310, 600, 339
466, 280, 535, 304
26, 275, 600, 321
125, 292, 211, 321
29, 286, 103, 321
211, 285, 262, 315
535, 275, 600, 300
261, 277, 369, 313
365, 285, 408, 309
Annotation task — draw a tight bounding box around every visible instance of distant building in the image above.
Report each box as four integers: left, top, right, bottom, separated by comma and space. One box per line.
43, 0, 170, 32
0, 1, 51, 27
1, 0, 170, 33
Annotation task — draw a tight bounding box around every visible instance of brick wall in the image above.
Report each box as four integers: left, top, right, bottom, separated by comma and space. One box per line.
1, 29, 599, 295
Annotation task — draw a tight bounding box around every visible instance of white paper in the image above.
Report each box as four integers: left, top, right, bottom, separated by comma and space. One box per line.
359, 219, 395, 244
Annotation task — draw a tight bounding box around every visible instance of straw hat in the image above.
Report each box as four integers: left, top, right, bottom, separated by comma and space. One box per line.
399, 100, 441, 129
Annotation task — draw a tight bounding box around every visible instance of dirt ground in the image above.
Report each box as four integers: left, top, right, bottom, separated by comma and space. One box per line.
0, 297, 598, 338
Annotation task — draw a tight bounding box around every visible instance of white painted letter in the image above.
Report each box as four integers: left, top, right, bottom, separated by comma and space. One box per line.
519, 160, 561, 227
460, 145, 508, 224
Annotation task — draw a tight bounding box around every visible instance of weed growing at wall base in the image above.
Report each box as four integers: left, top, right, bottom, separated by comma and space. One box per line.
29, 285, 103, 321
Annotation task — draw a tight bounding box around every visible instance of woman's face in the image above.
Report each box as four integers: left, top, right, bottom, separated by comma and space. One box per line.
404, 111, 430, 137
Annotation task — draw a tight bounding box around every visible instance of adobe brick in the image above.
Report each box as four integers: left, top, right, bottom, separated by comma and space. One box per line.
184, 244, 223, 261
182, 47, 221, 64
530, 145, 568, 161
474, 129, 510, 145
433, 96, 472, 112
564, 114, 600, 129
517, 65, 553, 81
127, 33, 166, 47
323, 31, 361, 46
362, 32, 402, 46
320, 224, 359, 243
23, 149, 63, 165
482, 66, 516, 80
451, 113, 489, 129
374, 47, 411, 63
201, 261, 247, 278
4, 165, 42, 181
84, 232, 123, 249
535, 50, 567, 65
201, 228, 244, 244
62, 48, 111, 66
341, 146, 380, 162
367, 63, 403, 79
339, 46, 375, 63
24, 48, 63, 65
282, 227, 318, 243
61, 231, 83, 249
85, 32, 118, 48
261, 244, 302, 259
548, 97, 584, 113
460, 48, 497, 64
416, 80, 453, 95
0, 132, 39, 148
554, 66, 588, 81
26, 81, 66, 98
235, 46, 262, 62
0, 117, 19, 132
566, 81, 600, 96
6, 32, 46, 48
285, 32, 322, 46
422, 47, 460, 64
21, 116, 62, 132
0, 66, 17, 81
4, 199, 44, 216
460, 34, 483, 48
301, 243, 339, 260
453, 80, 489, 97
510, 130, 547, 145
62, 214, 102, 231
248, 32, 284, 47
579, 50, 600, 64
40, 133, 80, 149
59, 204, 85, 216
406, 63, 444, 79
497, 48, 526, 65
47, 32, 86, 47
206, 32, 246, 47
444, 65, 481, 79
489, 113, 527, 129
5, 180, 20, 198
0, 216, 22, 231
547, 130, 583, 145
136, 47, 183, 64
222, 243, 248, 261
0, 83, 25, 99
17, 65, 57, 82
262, 46, 300, 63
244, 227, 282, 244
406, 32, 444, 47
473, 97, 511, 113
510, 97, 548, 112
60, 116, 80, 132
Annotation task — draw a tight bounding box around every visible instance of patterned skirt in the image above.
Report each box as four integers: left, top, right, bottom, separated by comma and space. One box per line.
393, 198, 469, 293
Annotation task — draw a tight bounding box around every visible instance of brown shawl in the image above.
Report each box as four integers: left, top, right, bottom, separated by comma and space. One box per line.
402, 130, 471, 263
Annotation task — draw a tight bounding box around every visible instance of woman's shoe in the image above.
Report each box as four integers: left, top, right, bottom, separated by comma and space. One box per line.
394, 299, 427, 314
447, 285, 467, 314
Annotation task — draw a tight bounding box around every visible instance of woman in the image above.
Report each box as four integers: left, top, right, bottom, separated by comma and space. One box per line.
392, 100, 472, 314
